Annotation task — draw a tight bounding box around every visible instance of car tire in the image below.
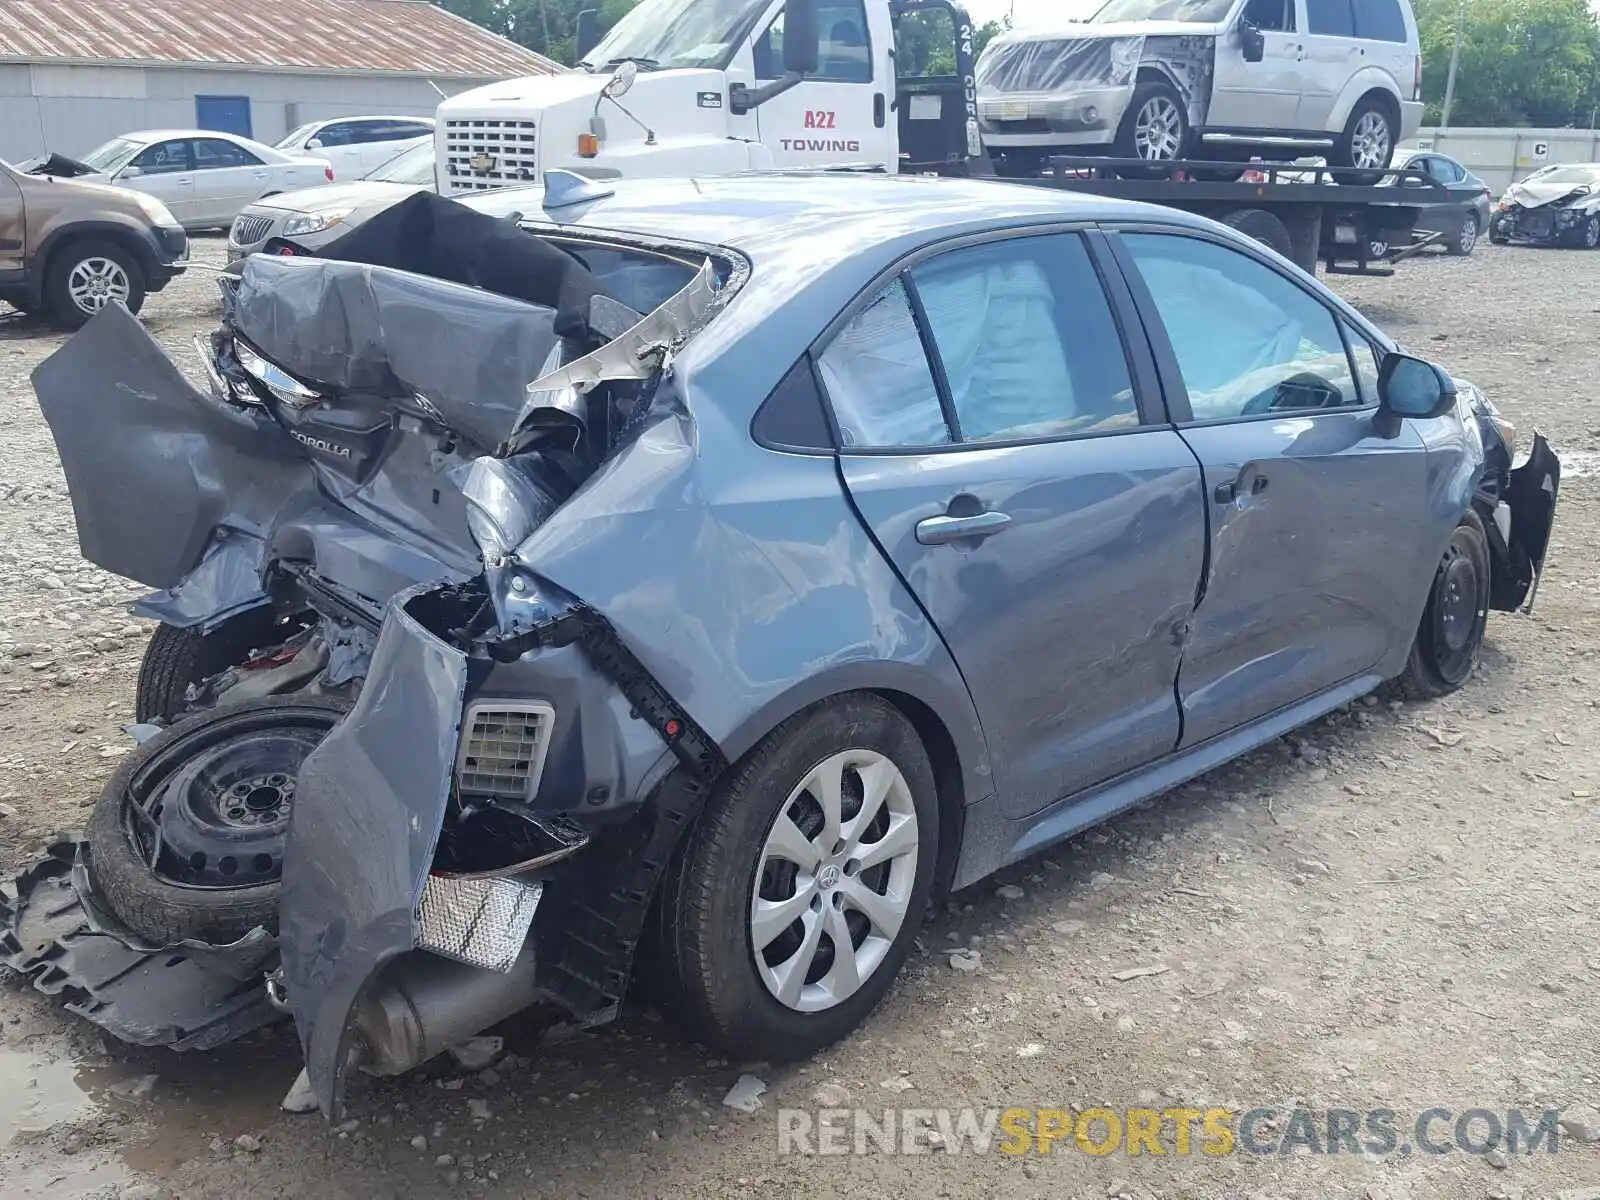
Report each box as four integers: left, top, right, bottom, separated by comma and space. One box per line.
1331, 97, 1396, 185
1112, 79, 1190, 175
1489, 229, 1509, 245
135, 608, 307, 724
1446, 214, 1479, 256
1394, 512, 1491, 701
86, 696, 347, 945
1220, 208, 1295, 260
44, 239, 147, 330
1582, 214, 1600, 250
655, 693, 940, 1061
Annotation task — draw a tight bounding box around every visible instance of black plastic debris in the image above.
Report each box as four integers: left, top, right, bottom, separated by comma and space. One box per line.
0, 842, 280, 1050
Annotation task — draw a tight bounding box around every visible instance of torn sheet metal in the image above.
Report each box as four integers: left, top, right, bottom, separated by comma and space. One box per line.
279, 584, 469, 1119
231, 255, 564, 455
0, 844, 280, 1050
31, 303, 310, 592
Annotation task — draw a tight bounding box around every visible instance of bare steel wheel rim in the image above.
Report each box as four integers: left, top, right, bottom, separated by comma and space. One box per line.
67, 256, 131, 314
1351, 111, 1392, 170
750, 749, 919, 1013
1133, 96, 1183, 160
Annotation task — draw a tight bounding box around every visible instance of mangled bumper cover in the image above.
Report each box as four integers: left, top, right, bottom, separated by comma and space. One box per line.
278, 584, 468, 1118
0, 843, 279, 1050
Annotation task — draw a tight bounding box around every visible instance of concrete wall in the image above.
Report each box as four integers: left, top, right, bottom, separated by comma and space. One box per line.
1402, 126, 1600, 195
0, 62, 499, 162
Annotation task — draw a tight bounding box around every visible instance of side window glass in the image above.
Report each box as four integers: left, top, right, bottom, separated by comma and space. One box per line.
910, 234, 1139, 442
1351, 0, 1407, 40
1306, 0, 1355, 36
316, 122, 355, 147
193, 139, 258, 169
1243, 0, 1294, 32
1436, 158, 1464, 183
1123, 233, 1362, 420
818, 279, 952, 448
132, 141, 192, 174
756, 1, 872, 82
1341, 320, 1383, 403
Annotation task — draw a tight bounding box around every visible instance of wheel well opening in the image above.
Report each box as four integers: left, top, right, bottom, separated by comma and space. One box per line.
1136, 66, 1176, 91
870, 689, 965, 901
44, 230, 149, 282
1357, 87, 1400, 127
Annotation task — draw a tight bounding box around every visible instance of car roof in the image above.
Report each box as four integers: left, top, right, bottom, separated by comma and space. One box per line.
311, 115, 436, 126
118, 129, 262, 145
474, 170, 1211, 270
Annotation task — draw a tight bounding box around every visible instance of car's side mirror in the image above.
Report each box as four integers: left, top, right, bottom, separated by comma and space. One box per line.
1376, 352, 1456, 433
784, 0, 821, 76
119, 165, 144, 178
307, 138, 324, 150
1239, 20, 1265, 62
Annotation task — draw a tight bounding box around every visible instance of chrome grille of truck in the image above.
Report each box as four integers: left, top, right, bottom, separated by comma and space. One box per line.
444, 119, 539, 191
456, 701, 555, 800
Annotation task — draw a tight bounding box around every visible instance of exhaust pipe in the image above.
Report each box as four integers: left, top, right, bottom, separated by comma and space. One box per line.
349, 943, 539, 1077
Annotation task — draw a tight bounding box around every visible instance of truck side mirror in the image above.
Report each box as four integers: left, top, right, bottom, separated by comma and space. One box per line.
1239, 21, 1265, 62
576, 8, 601, 60
784, 0, 821, 76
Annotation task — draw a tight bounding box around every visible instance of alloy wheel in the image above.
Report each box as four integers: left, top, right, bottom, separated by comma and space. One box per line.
750, 749, 919, 1013
1350, 111, 1392, 170
1133, 96, 1183, 161
1585, 216, 1600, 249
67, 256, 131, 315
1458, 219, 1479, 254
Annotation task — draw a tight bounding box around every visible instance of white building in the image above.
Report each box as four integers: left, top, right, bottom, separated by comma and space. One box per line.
0, 0, 562, 162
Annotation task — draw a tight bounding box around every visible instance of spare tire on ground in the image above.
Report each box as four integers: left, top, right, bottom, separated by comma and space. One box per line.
86, 696, 348, 945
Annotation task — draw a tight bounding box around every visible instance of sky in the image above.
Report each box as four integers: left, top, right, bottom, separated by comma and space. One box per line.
965, 0, 1100, 28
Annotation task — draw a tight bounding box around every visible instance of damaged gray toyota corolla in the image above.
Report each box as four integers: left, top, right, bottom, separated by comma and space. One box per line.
4, 173, 1560, 1120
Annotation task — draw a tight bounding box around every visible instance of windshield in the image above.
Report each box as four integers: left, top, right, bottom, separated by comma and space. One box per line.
1090, 0, 1236, 22
78, 137, 146, 174
277, 123, 320, 150
366, 142, 437, 184
582, 0, 766, 70
1526, 165, 1600, 186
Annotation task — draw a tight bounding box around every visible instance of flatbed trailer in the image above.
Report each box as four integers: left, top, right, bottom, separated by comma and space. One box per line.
992, 156, 1446, 277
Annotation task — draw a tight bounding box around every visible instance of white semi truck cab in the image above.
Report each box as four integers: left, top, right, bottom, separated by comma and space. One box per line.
436, 0, 983, 192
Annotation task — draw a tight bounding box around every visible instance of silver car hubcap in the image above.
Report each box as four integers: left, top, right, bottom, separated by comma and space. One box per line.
750, 749, 919, 1013
1587, 218, 1599, 248
1351, 111, 1392, 170
68, 257, 130, 314
1459, 221, 1477, 252
1133, 96, 1183, 160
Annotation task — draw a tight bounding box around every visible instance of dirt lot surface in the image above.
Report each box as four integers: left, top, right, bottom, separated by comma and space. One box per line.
1, 235, 1598, 1200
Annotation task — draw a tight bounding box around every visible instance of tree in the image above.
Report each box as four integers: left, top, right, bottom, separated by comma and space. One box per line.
440, 0, 640, 66
1415, 0, 1600, 126
895, 10, 1010, 76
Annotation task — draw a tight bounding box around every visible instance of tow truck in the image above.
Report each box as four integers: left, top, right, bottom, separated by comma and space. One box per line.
435, 0, 1441, 275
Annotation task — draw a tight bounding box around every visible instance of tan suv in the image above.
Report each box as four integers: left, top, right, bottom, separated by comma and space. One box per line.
0, 157, 189, 329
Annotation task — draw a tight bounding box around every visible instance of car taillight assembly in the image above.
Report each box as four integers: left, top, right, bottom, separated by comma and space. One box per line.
324, 165, 335, 182
1413, 57, 1422, 101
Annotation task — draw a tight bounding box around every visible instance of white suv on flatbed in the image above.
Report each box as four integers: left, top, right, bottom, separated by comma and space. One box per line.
977, 0, 1424, 177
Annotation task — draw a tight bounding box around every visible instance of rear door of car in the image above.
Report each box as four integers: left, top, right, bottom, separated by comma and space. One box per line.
355, 120, 434, 174
1295, 0, 1359, 131
189, 138, 270, 225
1106, 225, 1431, 746
820, 228, 1208, 819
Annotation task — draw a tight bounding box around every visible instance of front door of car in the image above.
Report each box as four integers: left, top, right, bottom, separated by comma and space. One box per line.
307, 121, 366, 179
748, 0, 893, 168
821, 231, 1207, 819
1208, 0, 1304, 131
189, 138, 270, 225
1110, 228, 1430, 746
119, 139, 197, 222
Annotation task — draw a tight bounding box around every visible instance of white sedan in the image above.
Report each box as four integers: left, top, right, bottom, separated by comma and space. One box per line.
70, 130, 335, 231
275, 115, 436, 181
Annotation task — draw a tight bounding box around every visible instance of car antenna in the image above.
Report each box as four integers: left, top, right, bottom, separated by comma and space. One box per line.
543, 170, 615, 210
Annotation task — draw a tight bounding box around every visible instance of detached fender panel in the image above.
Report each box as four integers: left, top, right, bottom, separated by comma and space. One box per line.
279, 584, 467, 1118
31, 304, 310, 590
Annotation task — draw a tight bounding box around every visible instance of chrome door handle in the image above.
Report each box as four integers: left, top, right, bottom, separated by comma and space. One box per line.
915, 511, 1013, 546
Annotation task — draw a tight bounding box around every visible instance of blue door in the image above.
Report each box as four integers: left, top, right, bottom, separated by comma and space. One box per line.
195, 95, 253, 138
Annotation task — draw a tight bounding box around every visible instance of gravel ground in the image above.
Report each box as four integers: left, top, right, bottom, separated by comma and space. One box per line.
1, 235, 1598, 1200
